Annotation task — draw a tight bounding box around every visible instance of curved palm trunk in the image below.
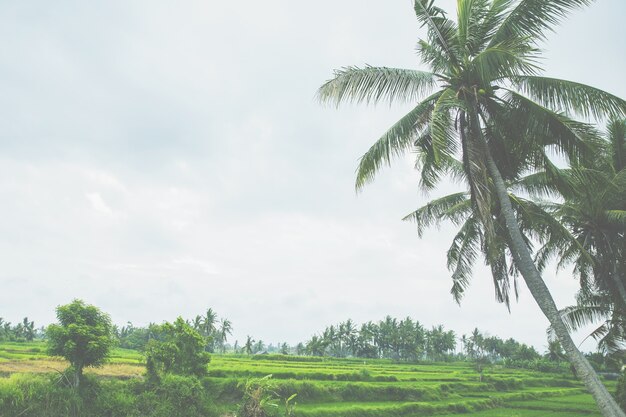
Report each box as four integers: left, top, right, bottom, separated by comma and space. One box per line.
483, 148, 626, 417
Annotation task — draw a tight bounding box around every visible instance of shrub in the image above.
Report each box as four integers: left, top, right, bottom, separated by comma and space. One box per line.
145, 317, 211, 381
237, 375, 297, 417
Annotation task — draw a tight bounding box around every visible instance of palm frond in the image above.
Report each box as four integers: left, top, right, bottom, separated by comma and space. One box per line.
413, 128, 461, 191
471, 38, 540, 82
489, 244, 513, 309
502, 90, 601, 164
317, 66, 438, 107
447, 216, 481, 304
470, 0, 516, 51
511, 76, 626, 120
402, 191, 470, 236
606, 210, 626, 225
457, 0, 490, 54
429, 88, 461, 164
355, 91, 443, 190
491, 0, 595, 46
510, 164, 572, 198
413, 0, 460, 65
559, 303, 610, 333
416, 40, 453, 75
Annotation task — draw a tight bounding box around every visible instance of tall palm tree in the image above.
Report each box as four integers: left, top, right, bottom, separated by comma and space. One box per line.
318, 1, 626, 415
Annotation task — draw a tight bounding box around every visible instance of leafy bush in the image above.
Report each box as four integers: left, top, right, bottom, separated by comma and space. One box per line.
0, 372, 218, 417
237, 375, 297, 417
145, 317, 211, 381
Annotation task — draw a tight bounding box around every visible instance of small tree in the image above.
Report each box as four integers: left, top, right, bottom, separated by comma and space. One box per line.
145, 317, 211, 381
46, 299, 113, 388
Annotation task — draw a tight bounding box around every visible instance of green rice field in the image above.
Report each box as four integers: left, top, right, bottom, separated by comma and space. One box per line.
0, 342, 614, 416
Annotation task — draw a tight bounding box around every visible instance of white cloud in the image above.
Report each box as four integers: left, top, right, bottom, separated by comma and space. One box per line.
85, 192, 115, 216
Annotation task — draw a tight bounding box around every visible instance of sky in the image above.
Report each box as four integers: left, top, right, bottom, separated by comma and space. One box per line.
0, 0, 625, 351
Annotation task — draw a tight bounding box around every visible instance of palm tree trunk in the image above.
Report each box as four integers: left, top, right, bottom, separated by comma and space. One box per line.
482, 146, 626, 417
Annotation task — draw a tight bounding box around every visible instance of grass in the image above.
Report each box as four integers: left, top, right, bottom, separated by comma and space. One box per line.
0, 342, 613, 417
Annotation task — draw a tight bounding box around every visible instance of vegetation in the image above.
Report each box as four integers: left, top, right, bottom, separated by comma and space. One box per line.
46, 300, 114, 388
113, 308, 232, 353
0, 317, 42, 342
519, 118, 626, 352
298, 317, 542, 365
145, 317, 211, 381
318, 0, 626, 415
0, 347, 614, 417
1, 299, 621, 417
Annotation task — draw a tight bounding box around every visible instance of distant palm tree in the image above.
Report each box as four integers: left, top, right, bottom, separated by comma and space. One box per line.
192, 315, 204, 334
218, 319, 233, 353
202, 308, 218, 336
22, 318, 35, 342
546, 340, 566, 363
318, 1, 626, 415
244, 336, 254, 355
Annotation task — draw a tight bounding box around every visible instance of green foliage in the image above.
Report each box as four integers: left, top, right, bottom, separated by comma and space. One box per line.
145, 317, 211, 380
0, 373, 83, 416
0, 317, 41, 342
238, 375, 280, 417
46, 299, 113, 387
237, 375, 297, 417
0, 373, 218, 417
0, 349, 607, 417
303, 316, 457, 361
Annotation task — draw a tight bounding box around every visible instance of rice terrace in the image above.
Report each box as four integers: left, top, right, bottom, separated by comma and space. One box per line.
0, 337, 620, 416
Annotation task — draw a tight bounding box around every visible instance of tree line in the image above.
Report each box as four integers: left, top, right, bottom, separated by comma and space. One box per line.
0, 317, 42, 342
296, 317, 546, 365
113, 308, 232, 354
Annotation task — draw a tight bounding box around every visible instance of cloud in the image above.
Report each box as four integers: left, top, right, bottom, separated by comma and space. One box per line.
85, 192, 115, 216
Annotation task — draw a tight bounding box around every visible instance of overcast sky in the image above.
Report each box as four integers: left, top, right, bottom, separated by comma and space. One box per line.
1, 0, 625, 351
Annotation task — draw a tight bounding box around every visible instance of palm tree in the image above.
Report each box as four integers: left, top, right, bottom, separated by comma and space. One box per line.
202, 308, 218, 336
537, 119, 626, 305
318, 1, 626, 415
192, 315, 204, 334
546, 340, 566, 363
218, 318, 233, 353
22, 317, 35, 342
517, 119, 626, 352
244, 336, 254, 355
